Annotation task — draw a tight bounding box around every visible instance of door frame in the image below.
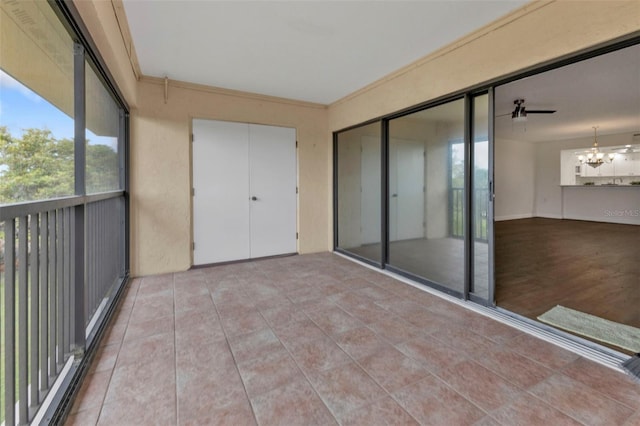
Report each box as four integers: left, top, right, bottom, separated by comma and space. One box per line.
190, 117, 299, 267
334, 93, 494, 303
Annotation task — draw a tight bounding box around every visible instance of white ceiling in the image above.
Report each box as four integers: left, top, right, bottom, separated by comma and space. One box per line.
121, 0, 527, 104
494, 44, 640, 142
122, 1, 639, 142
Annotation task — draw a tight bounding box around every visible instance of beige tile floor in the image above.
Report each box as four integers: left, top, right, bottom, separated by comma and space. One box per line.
65, 253, 640, 426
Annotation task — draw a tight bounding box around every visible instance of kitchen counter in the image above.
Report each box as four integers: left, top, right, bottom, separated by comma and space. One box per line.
561, 185, 640, 225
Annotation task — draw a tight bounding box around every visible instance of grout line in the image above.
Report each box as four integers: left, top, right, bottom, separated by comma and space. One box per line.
207, 274, 260, 426
334, 251, 629, 372
94, 278, 137, 424
273, 275, 423, 423
172, 273, 179, 425
266, 288, 360, 423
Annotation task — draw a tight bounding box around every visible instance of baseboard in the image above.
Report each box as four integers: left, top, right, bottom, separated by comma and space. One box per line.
562, 214, 640, 225
535, 213, 563, 220
494, 213, 533, 221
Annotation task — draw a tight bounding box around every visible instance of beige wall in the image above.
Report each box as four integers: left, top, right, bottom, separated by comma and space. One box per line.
76, 0, 640, 276
130, 80, 328, 275
73, 0, 138, 108
495, 138, 536, 221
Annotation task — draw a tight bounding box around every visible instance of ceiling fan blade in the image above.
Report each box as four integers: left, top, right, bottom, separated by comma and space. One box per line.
526, 110, 556, 114
496, 112, 512, 117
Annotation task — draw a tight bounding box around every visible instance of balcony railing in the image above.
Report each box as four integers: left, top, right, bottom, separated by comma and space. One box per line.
1, 191, 127, 425
451, 187, 489, 242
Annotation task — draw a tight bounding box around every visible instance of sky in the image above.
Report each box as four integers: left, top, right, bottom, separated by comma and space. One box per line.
0, 69, 116, 149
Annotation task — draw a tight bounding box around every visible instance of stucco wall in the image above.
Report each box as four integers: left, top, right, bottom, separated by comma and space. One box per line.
130, 80, 328, 275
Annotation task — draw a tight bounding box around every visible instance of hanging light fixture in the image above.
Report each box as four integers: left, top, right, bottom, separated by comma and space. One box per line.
577, 126, 615, 168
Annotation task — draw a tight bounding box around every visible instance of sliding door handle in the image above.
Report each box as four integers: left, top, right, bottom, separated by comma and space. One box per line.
251, 196, 258, 201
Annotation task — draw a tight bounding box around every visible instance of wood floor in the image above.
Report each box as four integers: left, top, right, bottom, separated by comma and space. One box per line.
495, 218, 640, 330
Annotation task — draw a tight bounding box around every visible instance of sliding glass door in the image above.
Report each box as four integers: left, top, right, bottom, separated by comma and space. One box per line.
386, 98, 466, 295
334, 93, 494, 303
471, 93, 492, 303
335, 122, 383, 265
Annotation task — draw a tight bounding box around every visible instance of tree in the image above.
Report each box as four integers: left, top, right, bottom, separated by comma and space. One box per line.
0, 126, 118, 204
0, 127, 74, 203
87, 144, 119, 193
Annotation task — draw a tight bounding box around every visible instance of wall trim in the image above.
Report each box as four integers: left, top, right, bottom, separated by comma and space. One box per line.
535, 213, 563, 220
140, 75, 328, 110
110, 0, 142, 80
561, 214, 639, 226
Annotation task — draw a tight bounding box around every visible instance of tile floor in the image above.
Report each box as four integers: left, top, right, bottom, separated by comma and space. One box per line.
65, 253, 640, 426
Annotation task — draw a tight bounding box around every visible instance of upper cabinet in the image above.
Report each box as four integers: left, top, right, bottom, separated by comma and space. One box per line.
578, 152, 639, 178
561, 138, 640, 184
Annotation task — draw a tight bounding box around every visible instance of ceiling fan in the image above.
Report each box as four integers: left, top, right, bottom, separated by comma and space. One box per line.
499, 99, 556, 122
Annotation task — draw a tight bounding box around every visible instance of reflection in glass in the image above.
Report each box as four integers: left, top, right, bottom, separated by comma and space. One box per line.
336, 122, 382, 263
86, 62, 121, 193
387, 99, 465, 293
0, 1, 74, 204
472, 94, 490, 299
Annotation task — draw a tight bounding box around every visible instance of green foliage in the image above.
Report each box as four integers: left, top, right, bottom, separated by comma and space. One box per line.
0, 127, 73, 203
0, 126, 119, 204
87, 144, 119, 193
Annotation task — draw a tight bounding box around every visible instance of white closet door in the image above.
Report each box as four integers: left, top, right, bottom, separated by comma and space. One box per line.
388, 139, 399, 242
249, 124, 297, 257
396, 139, 425, 240
248, 124, 297, 258
389, 139, 425, 241
360, 136, 381, 244
192, 119, 250, 264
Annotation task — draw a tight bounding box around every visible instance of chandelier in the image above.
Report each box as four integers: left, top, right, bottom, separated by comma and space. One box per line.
578, 126, 615, 168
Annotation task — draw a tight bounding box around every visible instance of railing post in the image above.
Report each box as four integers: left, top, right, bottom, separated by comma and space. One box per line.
73, 42, 86, 357
4, 219, 16, 426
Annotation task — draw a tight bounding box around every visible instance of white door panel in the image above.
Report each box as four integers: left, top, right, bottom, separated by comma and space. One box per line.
249, 124, 297, 258
389, 139, 425, 241
192, 120, 297, 265
360, 136, 381, 245
396, 140, 425, 240
388, 140, 398, 242
193, 119, 250, 264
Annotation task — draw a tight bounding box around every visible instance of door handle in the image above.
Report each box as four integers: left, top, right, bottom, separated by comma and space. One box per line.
251, 196, 258, 201
392, 193, 398, 198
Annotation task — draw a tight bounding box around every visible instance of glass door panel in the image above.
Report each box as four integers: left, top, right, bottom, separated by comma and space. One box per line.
387, 99, 465, 294
471, 94, 491, 301
336, 122, 382, 264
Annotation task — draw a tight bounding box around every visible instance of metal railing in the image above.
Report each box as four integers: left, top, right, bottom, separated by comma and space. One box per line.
1, 191, 126, 425
451, 187, 489, 241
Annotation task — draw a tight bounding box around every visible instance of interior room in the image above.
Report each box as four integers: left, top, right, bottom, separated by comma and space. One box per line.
493, 44, 640, 341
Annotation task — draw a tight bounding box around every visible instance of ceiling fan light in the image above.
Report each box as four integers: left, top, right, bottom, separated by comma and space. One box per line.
512, 112, 527, 122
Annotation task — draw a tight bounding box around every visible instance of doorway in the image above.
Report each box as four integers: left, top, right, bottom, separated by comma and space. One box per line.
192, 119, 297, 265
335, 94, 492, 302
493, 43, 640, 353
